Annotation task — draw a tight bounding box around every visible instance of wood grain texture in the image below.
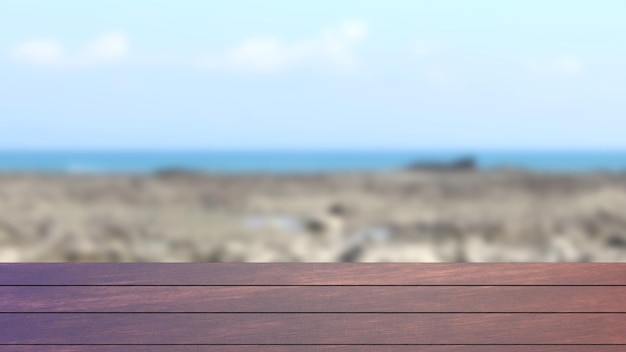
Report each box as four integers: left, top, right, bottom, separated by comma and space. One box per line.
2, 263, 626, 285
2, 264, 626, 348
5, 347, 626, 352
3, 286, 626, 312
2, 313, 626, 344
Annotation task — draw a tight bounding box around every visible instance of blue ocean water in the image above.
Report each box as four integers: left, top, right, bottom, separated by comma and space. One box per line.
0, 151, 625, 173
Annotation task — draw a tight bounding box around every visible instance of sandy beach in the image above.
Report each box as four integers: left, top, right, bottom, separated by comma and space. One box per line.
1, 169, 626, 262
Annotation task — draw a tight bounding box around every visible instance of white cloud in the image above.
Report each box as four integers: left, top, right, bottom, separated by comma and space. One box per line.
81, 32, 130, 65
525, 56, 584, 76
9, 32, 130, 68
195, 20, 368, 73
10, 39, 65, 67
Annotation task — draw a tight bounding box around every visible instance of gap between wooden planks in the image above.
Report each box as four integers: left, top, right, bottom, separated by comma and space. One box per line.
1, 263, 626, 350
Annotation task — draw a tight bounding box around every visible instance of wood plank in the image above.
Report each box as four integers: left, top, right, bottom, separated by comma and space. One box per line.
4, 347, 626, 352
3, 286, 626, 312
2, 263, 626, 285
3, 347, 626, 352
2, 313, 625, 344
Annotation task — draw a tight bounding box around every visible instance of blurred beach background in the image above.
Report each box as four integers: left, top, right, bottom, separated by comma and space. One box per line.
1, 1, 626, 262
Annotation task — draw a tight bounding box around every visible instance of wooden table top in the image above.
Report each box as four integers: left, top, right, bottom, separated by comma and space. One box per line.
1, 263, 626, 351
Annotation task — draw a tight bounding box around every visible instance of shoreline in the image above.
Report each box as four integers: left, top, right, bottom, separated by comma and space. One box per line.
1, 169, 626, 262
2, 151, 626, 174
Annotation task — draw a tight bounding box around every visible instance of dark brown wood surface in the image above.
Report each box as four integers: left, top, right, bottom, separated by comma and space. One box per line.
3, 313, 626, 344
2, 263, 626, 285
3, 286, 626, 312
1, 263, 626, 350
4, 348, 626, 352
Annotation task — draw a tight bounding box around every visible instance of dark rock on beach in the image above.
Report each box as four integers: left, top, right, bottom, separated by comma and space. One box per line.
405, 156, 476, 172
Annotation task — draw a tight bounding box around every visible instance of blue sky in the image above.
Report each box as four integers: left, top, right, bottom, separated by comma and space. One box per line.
1, 0, 625, 150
